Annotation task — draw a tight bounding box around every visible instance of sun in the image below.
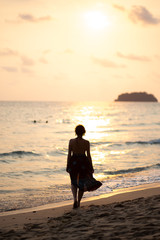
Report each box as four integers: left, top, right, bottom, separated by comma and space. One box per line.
84, 10, 109, 30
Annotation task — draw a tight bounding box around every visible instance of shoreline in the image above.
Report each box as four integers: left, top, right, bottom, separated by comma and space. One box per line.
0, 182, 159, 228
0, 182, 159, 218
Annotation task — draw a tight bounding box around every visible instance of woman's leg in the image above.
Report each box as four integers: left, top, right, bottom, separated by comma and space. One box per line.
78, 190, 84, 207
71, 184, 77, 202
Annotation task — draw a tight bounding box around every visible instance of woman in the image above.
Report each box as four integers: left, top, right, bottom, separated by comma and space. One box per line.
66, 125, 102, 209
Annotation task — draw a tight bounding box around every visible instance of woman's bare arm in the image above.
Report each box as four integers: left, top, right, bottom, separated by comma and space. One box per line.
86, 141, 94, 173
66, 140, 72, 172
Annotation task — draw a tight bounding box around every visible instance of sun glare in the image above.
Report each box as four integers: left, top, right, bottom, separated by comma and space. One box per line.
84, 10, 109, 30
73, 105, 110, 141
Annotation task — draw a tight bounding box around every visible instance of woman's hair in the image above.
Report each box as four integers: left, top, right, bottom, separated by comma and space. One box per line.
75, 125, 86, 137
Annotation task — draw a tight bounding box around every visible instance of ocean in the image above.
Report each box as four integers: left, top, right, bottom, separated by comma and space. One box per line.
0, 101, 160, 213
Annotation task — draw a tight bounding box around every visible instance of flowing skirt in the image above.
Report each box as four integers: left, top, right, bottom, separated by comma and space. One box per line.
68, 154, 102, 192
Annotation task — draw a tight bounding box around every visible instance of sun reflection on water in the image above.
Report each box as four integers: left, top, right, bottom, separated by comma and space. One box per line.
110, 150, 126, 155
92, 148, 106, 164
72, 104, 113, 167
72, 102, 135, 181
74, 105, 111, 141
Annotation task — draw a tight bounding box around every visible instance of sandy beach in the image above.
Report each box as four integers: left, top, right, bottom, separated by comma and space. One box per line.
0, 183, 160, 240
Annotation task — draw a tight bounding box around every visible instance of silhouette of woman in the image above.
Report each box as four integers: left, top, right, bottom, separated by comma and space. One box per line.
66, 125, 102, 209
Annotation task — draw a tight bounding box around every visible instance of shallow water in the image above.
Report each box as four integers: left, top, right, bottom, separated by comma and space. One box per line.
0, 101, 160, 212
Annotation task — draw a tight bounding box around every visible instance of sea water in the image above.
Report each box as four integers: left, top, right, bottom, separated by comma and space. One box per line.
0, 101, 160, 212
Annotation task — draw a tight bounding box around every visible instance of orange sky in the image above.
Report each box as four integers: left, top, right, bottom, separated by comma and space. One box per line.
0, 0, 160, 101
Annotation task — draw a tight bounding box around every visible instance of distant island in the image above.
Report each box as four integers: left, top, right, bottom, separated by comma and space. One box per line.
115, 92, 158, 102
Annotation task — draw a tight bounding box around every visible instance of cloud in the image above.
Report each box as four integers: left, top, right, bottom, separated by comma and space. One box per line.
91, 56, 126, 68
113, 4, 160, 26
1, 66, 18, 72
64, 48, 74, 54
18, 14, 52, 23
117, 52, 151, 61
6, 14, 53, 24
42, 49, 51, 55
39, 57, 48, 64
39, 49, 51, 64
113, 4, 126, 12
21, 67, 34, 74
129, 6, 160, 25
0, 48, 18, 56
0, 49, 36, 68
21, 56, 35, 66
154, 55, 160, 60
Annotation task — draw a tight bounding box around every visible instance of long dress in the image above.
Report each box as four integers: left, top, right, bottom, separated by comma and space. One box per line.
68, 154, 102, 192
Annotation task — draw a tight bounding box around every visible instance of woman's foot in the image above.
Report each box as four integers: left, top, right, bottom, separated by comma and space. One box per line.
73, 200, 78, 209
77, 201, 80, 208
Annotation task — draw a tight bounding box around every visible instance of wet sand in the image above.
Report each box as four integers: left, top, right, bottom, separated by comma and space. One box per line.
0, 183, 160, 239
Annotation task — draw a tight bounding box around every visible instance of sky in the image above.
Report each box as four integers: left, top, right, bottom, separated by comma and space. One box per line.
0, 0, 160, 101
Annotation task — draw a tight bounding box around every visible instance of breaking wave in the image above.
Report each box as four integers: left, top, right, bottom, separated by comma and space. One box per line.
0, 151, 40, 158
91, 138, 160, 147
104, 163, 160, 175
